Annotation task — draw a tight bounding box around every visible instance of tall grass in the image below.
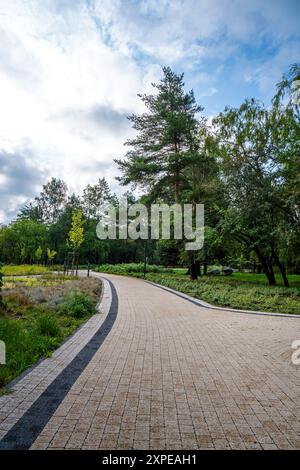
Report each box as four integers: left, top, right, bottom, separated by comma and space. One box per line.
2, 265, 50, 276
0, 277, 101, 390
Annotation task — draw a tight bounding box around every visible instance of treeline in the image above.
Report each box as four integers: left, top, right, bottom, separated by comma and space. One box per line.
0, 64, 299, 286
0, 178, 145, 267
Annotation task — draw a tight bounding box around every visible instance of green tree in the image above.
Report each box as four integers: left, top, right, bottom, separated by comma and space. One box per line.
35, 245, 43, 263
68, 210, 85, 271
115, 67, 204, 203
274, 63, 300, 107
35, 178, 67, 224
213, 97, 296, 286
69, 210, 84, 251
273, 63, 300, 273
46, 248, 57, 264
82, 177, 116, 220
115, 67, 206, 278
0, 219, 46, 264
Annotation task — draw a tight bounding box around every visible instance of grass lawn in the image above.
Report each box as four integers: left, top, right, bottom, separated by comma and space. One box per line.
94, 264, 300, 315
142, 273, 300, 315
1, 264, 64, 276
0, 274, 101, 392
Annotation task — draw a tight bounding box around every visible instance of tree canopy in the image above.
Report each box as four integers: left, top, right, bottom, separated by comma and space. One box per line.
0, 64, 299, 285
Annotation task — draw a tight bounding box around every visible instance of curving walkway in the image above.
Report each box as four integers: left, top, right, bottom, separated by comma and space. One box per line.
1, 272, 300, 449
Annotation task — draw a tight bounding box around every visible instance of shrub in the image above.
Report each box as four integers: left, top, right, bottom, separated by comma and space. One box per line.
0, 318, 55, 386
35, 315, 61, 337
95, 263, 174, 275
0, 264, 3, 309
59, 292, 95, 318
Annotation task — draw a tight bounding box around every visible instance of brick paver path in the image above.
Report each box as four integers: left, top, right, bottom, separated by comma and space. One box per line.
3, 273, 300, 449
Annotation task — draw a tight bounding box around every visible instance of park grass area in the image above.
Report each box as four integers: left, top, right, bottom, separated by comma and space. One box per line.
0, 274, 101, 391
142, 273, 300, 315
1, 264, 64, 276
94, 264, 300, 315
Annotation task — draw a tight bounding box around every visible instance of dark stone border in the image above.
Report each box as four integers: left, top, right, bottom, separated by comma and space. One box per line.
0, 280, 118, 450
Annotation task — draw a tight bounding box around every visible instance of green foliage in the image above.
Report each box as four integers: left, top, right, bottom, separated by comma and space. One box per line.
33, 177, 67, 224
0, 277, 100, 389
35, 315, 61, 337
59, 292, 95, 318
0, 64, 299, 289
1, 265, 51, 276
82, 177, 116, 219
68, 209, 84, 251
212, 94, 299, 286
115, 66, 204, 202
47, 247, 57, 261
35, 245, 43, 262
0, 219, 46, 265
274, 63, 300, 107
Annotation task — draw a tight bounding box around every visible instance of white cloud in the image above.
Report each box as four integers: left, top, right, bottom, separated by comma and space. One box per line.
0, 0, 298, 222
0, 0, 152, 222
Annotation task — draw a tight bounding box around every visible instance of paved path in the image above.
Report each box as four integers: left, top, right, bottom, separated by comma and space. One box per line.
1, 273, 300, 449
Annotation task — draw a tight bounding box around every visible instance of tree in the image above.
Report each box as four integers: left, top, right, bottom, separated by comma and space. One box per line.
47, 248, 57, 265
213, 98, 296, 286
17, 201, 43, 222
69, 210, 84, 251
273, 63, 300, 274
35, 178, 67, 224
0, 219, 46, 265
35, 245, 43, 263
68, 210, 85, 271
115, 67, 204, 203
274, 63, 300, 107
0, 225, 19, 263
82, 177, 115, 220
115, 67, 206, 278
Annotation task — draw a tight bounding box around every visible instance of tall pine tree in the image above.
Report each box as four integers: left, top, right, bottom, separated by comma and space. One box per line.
115, 67, 204, 203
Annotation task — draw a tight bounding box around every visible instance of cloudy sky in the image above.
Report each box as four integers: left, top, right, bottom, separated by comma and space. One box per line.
0, 0, 299, 222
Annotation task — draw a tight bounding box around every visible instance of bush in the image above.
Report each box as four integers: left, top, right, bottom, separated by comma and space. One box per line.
95, 263, 174, 275
0, 318, 58, 386
59, 292, 95, 318
35, 315, 61, 337
0, 278, 99, 390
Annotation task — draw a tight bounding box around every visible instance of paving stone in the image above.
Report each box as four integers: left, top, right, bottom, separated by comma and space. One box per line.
1, 272, 300, 450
